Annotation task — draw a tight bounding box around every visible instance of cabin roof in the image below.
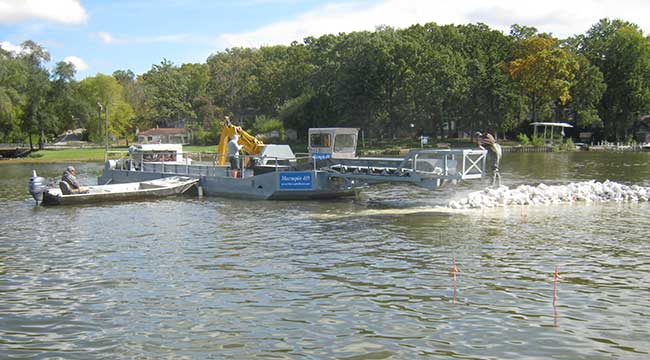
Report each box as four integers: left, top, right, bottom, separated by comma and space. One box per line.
530, 122, 573, 128
139, 128, 188, 136
133, 143, 183, 152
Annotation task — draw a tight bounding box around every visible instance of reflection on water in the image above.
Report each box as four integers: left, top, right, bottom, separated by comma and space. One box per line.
1, 153, 650, 359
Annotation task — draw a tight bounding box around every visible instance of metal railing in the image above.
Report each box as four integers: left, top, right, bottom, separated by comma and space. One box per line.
403, 148, 486, 179
105, 148, 486, 185
106, 150, 307, 179
322, 148, 487, 188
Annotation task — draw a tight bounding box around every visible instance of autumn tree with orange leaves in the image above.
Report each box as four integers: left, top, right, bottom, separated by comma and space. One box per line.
506, 35, 579, 122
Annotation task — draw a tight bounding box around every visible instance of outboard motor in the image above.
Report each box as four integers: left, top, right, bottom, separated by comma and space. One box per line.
28, 170, 47, 205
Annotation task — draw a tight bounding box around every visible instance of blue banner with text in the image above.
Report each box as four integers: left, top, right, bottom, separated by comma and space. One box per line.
279, 172, 313, 190
311, 152, 331, 160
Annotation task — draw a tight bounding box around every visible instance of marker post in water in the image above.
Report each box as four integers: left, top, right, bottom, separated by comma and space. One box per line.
553, 266, 560, 305
452, 257, 459, 303
553, 266, 560, 327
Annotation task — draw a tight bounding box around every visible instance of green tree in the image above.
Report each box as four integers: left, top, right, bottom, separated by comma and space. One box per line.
141, 59, 195, 127
276, 43, 317, 132
206, 48, 259, 124
46, 61, 83, 133
250, 115, 284, 138
453, 23, 522, 135
405, 24, 468, 138
566, 54, 606, 127
325, 30, 387, 133
509, 24, 540, 41
113, 69, 154, 137
301, 34, 346, 131
0, 49, 27, 142
19, 40, 51, 150
179, 62, 211, 131
79, 74, 134, 143
581, 19, 650, 140
372, 26, 418, 138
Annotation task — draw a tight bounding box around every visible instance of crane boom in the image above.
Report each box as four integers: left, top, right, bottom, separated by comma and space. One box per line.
216, 121, 265, 165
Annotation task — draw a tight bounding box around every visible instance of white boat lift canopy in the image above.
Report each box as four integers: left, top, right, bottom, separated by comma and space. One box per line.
531, 122, 573, 144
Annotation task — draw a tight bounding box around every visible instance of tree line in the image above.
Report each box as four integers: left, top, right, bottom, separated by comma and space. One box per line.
1, 19, 649, 148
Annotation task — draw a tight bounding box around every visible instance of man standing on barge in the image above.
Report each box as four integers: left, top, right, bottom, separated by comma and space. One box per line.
476, 131, 502, 186
228, 133, 243, 178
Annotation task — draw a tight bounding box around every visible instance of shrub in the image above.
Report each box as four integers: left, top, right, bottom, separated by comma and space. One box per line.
192, 124, 221, 145
193, 128, 209, 145
531, 135, 545, 147
517, 133, 531, 145
562, 138, 576, 151
251, 116, 284, 139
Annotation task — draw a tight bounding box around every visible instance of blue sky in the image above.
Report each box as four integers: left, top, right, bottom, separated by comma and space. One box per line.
1, 0, 649, 79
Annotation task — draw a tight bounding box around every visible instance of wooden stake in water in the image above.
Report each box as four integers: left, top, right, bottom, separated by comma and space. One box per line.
553, 265, 560, 327
553, 266, 560, 305
452, 257, 459, 303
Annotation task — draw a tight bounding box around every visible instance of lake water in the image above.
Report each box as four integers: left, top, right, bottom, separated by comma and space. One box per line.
1, 152, 650, 359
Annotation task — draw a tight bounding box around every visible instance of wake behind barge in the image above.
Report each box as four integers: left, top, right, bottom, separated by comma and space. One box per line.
98, 128, 487, 200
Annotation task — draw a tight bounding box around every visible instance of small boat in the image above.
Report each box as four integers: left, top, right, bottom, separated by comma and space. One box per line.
33, 175, 198, 206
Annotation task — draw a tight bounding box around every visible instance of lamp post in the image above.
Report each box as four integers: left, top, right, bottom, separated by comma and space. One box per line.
105, 104, 109, 160
97, 101, 108, 161
97, 101, 103, 136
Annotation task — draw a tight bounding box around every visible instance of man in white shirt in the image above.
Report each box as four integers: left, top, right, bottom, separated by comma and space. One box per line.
227, 133, 243, 177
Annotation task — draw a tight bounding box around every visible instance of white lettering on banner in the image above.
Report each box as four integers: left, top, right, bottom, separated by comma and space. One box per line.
282, 175, 307, 181
281, 175, 311, 181
279, 172, 313, 189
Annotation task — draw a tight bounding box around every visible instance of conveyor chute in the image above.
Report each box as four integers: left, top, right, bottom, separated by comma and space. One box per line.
322, 149, 487, 190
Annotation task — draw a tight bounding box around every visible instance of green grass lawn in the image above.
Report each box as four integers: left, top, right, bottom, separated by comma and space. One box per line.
183, 145, 219, 153
7, 147, 111, 163
3, 143, 303, 164
1, 145, 221, 164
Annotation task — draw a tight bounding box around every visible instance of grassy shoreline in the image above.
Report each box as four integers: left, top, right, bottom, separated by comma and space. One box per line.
1, 139, 555, 164
0, 146, 219, 164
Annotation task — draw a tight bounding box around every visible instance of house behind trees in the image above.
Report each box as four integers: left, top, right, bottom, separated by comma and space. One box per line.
137, 128, 191, 144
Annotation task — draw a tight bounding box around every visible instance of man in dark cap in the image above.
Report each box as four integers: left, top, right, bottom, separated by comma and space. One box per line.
476, 131, 502, 186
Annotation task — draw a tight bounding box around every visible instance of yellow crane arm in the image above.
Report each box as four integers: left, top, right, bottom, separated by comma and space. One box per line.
216, 123, 265, 165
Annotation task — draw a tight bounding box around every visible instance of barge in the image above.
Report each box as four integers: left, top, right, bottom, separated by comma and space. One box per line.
97, 127, 487, 200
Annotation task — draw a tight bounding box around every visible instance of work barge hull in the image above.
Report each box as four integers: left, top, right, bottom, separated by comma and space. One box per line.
98, 147, 488, 200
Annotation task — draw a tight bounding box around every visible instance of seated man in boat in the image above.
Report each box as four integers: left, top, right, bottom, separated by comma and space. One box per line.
228, 133, 243, 178
476, 131, 502, 186
60, 166, 89, 194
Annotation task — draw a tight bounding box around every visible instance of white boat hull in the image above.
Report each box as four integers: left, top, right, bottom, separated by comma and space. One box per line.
42, 176, 198, 206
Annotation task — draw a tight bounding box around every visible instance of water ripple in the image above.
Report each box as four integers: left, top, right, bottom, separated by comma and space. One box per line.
2, 155, 650, 359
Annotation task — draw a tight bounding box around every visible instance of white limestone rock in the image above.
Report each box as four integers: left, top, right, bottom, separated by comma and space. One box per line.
448, 181, 650, 209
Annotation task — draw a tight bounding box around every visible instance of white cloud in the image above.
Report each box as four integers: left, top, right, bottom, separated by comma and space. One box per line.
0, 40, 21, 53
63, 55, 88, 71
0, 0, 88, 25
218, 0, 650, 48
94, 31, 195, 45
134, 34, 192, 44
95, 31, 125, 44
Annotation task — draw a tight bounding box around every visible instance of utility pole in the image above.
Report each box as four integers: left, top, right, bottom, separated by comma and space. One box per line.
97, 101, 105, 160
105, 104, 109, 161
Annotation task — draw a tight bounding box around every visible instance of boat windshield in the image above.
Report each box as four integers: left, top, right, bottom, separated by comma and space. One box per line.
141, 151, 177, 162
334, 134, 356, 152
310, 133, 331, 148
